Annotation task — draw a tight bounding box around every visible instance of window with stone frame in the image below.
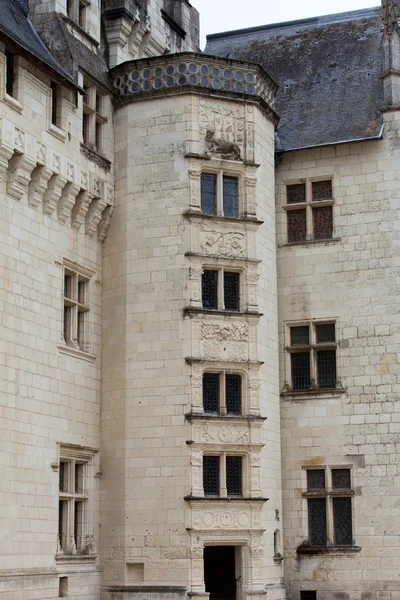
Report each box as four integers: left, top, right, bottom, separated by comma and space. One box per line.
285, 180, 334, 243
203, 454, 243, 497
57, 446, 96, 557
63, 264, 91, 352
286, 321, 337, 392
5, 50, 15, 98
51, 81, 62, 129
202, 269, 240, 312
82, 81, 108, 154
304, 467, 354, 548
67, 0, 90, 29
201, 172, 239, 218
202, 372, 242, 416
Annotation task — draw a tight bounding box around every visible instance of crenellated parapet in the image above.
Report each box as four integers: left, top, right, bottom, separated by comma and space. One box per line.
0, 117, 114, 242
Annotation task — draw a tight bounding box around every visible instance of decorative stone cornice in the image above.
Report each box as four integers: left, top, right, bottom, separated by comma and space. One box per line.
110, 52, 279, 125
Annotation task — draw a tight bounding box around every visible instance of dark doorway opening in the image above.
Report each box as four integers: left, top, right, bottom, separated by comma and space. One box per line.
204, 546, 237, 600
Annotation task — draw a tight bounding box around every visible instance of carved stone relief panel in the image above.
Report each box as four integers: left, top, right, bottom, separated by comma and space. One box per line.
199, 100, 245, 160
200, 227, 246, 259
191, 420, 262, 447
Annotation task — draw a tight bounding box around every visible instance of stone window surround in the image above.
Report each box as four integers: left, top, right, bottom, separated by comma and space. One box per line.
81, 78, 108, 155
188, 256, 259, 315
200, 451, 250, 499
282, 318, 342, 395
66, 0, 91, 30
282, 176, 335, 244
59, 259, 96, 362
202, 267, 241, 312
200, 169, 240, 217
0, 48, 23, 113
56, 443, 98, 562
188, 159, 258, 219
188, 360, 261, 417
202, 370, 243, 416
299, 465, 359, 554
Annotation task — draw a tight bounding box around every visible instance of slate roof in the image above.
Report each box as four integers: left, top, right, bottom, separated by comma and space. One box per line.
0, 0, 79, 88
205, 8, 384, 152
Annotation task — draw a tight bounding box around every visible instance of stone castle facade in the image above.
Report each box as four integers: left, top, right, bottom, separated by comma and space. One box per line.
0, 1, 399, 600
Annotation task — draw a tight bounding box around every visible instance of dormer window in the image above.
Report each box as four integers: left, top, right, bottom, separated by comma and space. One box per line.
82, 82, 108, 154
67, 0, 90, 28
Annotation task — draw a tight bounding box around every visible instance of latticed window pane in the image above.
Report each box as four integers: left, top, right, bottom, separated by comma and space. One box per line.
291, 352, 311, 391
316, 323, 335, 343
332, 469, 351, 490
226, 456, 242, 496
313, 206, 333, 240
287, 209, 306, 242
312, 180, 332, 201
291, 326, 309, 346
203, 373, 219, 414
308, 498, 327, 546
317, 350, 336, 389
202, 270, 218, 309
201, 174, 217, 215
223, 176, 238, 217
307, 469, 326, 491
203, 456, 219, 496
224, 272, 240, 311
226, 374, 241, 415
333, 497, 352, 545
287, 183, 306, 204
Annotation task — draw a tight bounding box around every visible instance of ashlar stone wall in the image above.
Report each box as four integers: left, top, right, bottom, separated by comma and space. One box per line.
276, 110, 400, 600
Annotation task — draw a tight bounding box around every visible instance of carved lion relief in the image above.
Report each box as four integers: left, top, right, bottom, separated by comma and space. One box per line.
200, 101, 245, 159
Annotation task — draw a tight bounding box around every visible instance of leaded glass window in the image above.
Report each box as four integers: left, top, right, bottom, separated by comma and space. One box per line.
317, 350, 336, 389
287, 209, 307, 243
333, 497, 352, 545
223, 176, 238, 217
305, 467, 354, 548
291, 352, 311, 391
288, 322, 337, 392
224, 272, 240, 312
226, 456, 242, 496
203, 373, 219, 414
308, 498, 327, 546
203, 456, 219, 496
285, 179, 334, 243
313, 206, 333, 240
202, 270, 218, 309
201, 174, 217, 215
226, 374, 241, 415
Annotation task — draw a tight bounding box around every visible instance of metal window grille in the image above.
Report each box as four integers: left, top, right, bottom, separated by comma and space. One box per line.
333, 497, 353, 545
203, 373, 219, 414
312, 180, 332, 201
307, 469, 326, 491
313, 206, 333, 240
317, 350, 336, 389
226, 456, 242, 496
287, 209, 307, 243
223, 176, 238, 217
201, 174, 217, 215
202, 270, 218, 309
203, 456, 219, 496
287, 183, 306, 204
316, 323, 335, 343
291, 326, 310, 346
308, 497, 327, 546
291, 352, 311, 391
226, 374, 241, 415
224, 272, 240, 311
332, 469, 351, 490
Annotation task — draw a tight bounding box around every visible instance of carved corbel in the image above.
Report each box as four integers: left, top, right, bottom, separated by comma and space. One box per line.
7, 153, 36, 200
28, 165, 53, 208
43, 174, 68, 215
58, 182, 81, 224
97, 185, 114, 242
85, 178, 107, 237
0, 145, 14, 182
71, 190, 92, 230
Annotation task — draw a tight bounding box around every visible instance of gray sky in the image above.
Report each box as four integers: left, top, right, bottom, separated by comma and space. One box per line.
193, 0, 379, 49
